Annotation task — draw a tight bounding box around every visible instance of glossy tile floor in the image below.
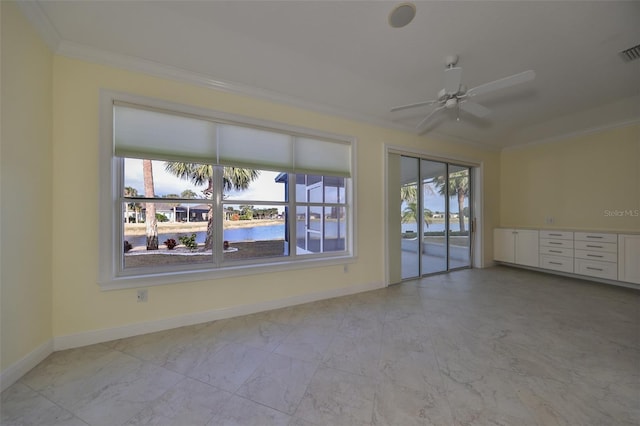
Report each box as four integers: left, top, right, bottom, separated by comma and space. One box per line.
2, 267, 639, 426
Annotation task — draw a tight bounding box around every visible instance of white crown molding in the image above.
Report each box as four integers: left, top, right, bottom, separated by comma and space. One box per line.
503, 118, 640, 152
56, 41, 417, 134
15, 0, 61, 51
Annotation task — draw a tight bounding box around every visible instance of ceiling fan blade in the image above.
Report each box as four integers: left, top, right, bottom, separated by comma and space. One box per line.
391, 99, 438, 112
416, 105, 446, 129
467, 70, 535, 97
444, 67, 463, 94
459, 100, 491, 118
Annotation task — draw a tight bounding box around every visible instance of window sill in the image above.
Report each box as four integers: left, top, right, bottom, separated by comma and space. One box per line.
99, 254, 356, 291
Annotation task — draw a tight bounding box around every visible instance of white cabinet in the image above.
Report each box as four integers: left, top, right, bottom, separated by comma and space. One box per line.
539, 230, 574, 273
494, 228, 539, 267
494, 228, 515, 263
618, 235, 640, 284
495, 227, 638, 288
573, 232, 617, 281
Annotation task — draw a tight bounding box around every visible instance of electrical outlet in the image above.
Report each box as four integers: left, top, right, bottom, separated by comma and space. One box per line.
545, 216, 555, 225
343, 264, 348, 273
137, 289, 148, 303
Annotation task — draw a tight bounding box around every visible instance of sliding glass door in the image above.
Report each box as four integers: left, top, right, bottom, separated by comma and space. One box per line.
400, 155, 472, 279
447, 165, 471, 270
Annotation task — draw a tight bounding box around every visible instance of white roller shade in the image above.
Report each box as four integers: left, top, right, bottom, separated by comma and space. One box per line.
113, 104, 351, 177
217, 124, 293, 171
295, 137, 351, 177
114, 105, 216, 162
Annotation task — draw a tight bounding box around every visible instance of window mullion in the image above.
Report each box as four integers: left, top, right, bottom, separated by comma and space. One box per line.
213, 165, 224, 267
288, 173, 297, 259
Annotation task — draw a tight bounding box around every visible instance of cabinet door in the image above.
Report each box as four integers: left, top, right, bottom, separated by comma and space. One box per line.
515, 230, 539, 267
494, 228, 515, 263
619, 235, 640, 284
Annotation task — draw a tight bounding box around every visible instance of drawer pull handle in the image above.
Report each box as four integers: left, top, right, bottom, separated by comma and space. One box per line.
587, 254, 603, 258
586, 236, 603, 239
586, 245, 603, 248
549, 262, 562, 265
586, 267, 603, 272
549, 250, 562, 253
549, 233, 562, 236
549, 242, 562, 245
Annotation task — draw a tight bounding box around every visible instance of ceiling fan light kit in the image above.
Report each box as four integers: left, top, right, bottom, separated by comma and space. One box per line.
391, 55, 536, 130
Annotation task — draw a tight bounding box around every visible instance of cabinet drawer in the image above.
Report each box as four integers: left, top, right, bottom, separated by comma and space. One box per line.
540, 255, 574, 273
574, 249, 617, 263
575, 259, 617, 280
539, 246, 573, 257
540, 230, 573, 240
574, 240, 617, 253
574, 232, 617, 244
540, 238, 574, 249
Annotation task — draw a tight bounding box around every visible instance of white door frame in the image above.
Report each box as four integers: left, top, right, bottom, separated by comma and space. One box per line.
384, 144, 485, 286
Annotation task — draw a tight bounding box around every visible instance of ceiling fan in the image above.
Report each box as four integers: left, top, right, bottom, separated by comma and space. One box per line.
391, 55, 535, 129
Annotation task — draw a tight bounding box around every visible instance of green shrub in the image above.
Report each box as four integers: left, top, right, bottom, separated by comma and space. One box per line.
178, 233, 198, 251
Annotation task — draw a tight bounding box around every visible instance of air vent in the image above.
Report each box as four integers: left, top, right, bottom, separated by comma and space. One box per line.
620, 44, 640, 62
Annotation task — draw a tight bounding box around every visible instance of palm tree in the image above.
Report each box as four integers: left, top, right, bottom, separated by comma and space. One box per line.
432, 170, 469, 233
400, 183, 434, 230
401, 200, 433, 230
164, 163, 260, 249
400, 184, 417, 204
181, 189, 198, 199
143, 159, 158, 250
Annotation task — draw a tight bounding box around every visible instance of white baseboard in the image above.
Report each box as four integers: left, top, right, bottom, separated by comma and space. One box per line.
1, 339, 53, 392
54, 281, 383, 351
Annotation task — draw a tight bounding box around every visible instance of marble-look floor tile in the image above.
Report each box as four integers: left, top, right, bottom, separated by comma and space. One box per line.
237, 353, 318, 414
379, 346, 443, 394
512, 371, 640, 426
187, 342, 270, 392
207, 395, 290, 426
216, 316, 294, 350
20, 344, 119, 394
321, 332, 382, 378
43, 353, 183, 426
338, 312, 384, 339
372, 380, 453, 426
295, 366, 377, 426
6, 267, 639, 425
440, 365, 538, 426
1, 383, 87, 426
109, 325, 205, 367
274, 326, 334, 363
124, 378, 232, 426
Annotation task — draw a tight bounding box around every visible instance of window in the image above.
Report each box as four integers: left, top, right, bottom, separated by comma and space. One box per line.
99, 92, 354, 288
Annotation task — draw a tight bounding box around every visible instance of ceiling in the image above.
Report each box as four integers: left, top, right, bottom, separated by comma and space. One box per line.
19, 1, 640, 149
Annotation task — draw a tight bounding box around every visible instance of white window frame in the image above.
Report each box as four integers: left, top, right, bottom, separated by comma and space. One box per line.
98, 90, 356, 290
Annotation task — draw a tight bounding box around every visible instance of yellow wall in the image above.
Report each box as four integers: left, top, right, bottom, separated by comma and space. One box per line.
500, 125, 640, 232
50, 56, 501, 338
1, 1, 54, 370
0, 1, 500, 373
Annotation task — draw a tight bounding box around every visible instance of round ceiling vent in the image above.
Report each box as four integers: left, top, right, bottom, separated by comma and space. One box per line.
388, 3, 416, 28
